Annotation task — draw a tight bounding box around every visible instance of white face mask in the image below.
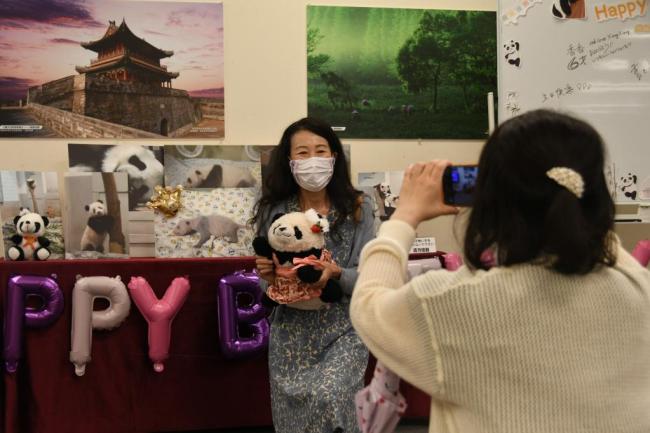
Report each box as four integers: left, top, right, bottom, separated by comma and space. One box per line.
289, 157, 335, 192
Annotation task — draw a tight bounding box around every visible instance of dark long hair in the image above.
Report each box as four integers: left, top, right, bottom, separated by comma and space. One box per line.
251, 117, 362, 235
464, 109, 616, 274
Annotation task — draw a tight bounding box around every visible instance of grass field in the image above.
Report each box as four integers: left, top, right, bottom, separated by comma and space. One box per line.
308, 82, 490, 139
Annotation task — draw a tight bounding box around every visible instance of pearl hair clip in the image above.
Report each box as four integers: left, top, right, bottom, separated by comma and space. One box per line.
546, 167, 585, 198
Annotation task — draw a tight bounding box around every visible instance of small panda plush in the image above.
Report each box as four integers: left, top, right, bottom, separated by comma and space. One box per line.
184, 164, 257, 189
253, 209, 343, 310
620, 173, 638, 200
8, 212, 51, 261
80, 200, 114, 253
503, 40, 521, 68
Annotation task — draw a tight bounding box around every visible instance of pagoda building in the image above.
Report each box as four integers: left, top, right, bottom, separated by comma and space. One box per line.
76, 20, 179, 88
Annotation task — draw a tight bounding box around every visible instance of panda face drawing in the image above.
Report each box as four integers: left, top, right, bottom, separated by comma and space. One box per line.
379, 183, 391, 195
619, 173, 638, 200
504, 40, 521, 68
85, 200, 106, 216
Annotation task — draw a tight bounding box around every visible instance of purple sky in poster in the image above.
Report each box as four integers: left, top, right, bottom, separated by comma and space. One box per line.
0, 0, 224, 101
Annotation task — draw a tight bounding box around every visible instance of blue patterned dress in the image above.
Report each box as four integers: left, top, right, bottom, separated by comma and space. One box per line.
260, 196, 375, 433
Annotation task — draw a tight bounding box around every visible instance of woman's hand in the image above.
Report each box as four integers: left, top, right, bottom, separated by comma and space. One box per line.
255, 255, 276, 285
392, 160, 460, 228
309, 260, 342, 291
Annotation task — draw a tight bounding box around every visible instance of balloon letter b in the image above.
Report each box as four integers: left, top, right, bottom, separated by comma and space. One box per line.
217, 271, 269, 359
128, 276, 190, 372
70, 276, 131, 376
4, 275, 64, 373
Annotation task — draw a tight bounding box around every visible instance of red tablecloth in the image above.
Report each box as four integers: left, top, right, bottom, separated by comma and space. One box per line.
0, 258, 429, 433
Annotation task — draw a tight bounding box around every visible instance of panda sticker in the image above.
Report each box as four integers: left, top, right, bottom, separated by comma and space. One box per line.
503, 40, 521, 68
80, 200, 115, 252
551, 0, 585, 19
619, 173, 638, 200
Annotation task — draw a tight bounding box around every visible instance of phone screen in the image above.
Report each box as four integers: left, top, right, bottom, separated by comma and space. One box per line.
443, 165, 478, 206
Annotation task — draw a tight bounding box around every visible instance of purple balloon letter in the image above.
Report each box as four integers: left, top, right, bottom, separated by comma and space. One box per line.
217, 271, 269, 359
4, 275, 64, 373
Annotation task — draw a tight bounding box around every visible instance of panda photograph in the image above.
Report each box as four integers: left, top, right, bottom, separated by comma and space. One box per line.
357, 170, 403, 230
0, 171, 64, 260
163, 145, 263, 190
68, 144, 164, 211
63, 172, 130, 259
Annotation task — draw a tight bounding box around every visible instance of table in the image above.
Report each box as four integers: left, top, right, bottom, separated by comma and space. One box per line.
0, 258, 429, 433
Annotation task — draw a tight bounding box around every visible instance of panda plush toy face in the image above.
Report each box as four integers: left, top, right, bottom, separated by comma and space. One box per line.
14, 212, 48, 237
267, 209, 328, 254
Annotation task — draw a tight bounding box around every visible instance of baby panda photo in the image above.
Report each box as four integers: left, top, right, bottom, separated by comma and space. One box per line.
503, 40, 521, 68
68, 144, 164, 211
63, 172, 130, 259
163, 145, 269, 190
357, 171, 404, 230
0, 170, 64, 260
155, 188, 256, 258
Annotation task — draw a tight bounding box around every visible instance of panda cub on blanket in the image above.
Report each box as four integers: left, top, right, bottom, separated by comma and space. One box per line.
184, 164, 257, 189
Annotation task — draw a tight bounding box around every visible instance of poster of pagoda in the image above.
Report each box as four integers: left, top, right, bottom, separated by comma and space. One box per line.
0, 1, 224, 139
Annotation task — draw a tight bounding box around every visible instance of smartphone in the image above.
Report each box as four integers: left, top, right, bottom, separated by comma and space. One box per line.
443, 165, 478, 206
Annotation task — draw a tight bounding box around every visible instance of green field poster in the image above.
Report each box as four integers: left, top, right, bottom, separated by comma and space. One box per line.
307, 6, 497, 139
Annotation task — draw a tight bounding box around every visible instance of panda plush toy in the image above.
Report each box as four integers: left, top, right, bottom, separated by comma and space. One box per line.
7, 212, 51, 261
81, 200, 114, 252
253, 209, 343, 310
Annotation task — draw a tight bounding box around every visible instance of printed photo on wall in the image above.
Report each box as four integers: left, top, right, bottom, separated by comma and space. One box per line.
164, 145, 272, 190
0, 1, 224, 139
154, 189, 256, 258
68, 144, 164, 257
307, 6, 497, 139
357, 171, 404, 231
63, 172, 130, 259
0, 171, 64, 260
551, 0, 586, 19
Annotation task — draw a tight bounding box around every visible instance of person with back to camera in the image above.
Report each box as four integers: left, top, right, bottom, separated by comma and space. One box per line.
252, 117, 375, 433
350, 109, 650, 433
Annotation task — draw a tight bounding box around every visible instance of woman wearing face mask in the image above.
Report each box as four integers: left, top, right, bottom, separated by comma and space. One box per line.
251, 117, 375, 433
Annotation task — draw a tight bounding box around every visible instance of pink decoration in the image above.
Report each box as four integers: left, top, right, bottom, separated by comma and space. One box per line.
127, 276, 190, 373
443, 252, 464, 271
355, 362, 407, 433
632, 240, 650, 267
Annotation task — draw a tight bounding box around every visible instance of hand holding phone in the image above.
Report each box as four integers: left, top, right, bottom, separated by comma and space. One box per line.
443, 165, 478, 206
390, 160, 460, 228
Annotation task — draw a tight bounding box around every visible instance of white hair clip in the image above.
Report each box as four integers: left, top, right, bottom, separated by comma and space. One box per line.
546, 167, 584, 198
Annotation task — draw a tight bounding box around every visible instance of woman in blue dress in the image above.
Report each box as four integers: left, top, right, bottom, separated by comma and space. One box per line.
252, 117, 375, 433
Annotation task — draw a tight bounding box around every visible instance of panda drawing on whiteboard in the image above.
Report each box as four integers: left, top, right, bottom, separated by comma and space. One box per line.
503, 40, 521, 68
68, 144, 163, 210
619, 173, 638, 200
551, 0, 585, 19
80, 200, 114, 253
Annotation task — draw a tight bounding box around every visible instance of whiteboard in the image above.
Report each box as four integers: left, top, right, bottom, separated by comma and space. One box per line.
498, 0, 650, 202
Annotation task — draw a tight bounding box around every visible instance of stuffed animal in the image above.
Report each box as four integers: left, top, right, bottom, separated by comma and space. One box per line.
7, 212, 51, 261
252, 209, 343, 310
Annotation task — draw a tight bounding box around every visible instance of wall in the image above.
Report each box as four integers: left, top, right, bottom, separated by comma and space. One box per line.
0, 0, 646, 257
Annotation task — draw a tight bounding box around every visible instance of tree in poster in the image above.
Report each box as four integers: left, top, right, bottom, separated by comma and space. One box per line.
448, 12, 498, 113
396, 12, 457, 113
101, 173, 126, 254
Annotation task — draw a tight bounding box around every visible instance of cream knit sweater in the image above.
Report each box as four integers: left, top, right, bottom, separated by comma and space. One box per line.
351, 219, 650, 433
